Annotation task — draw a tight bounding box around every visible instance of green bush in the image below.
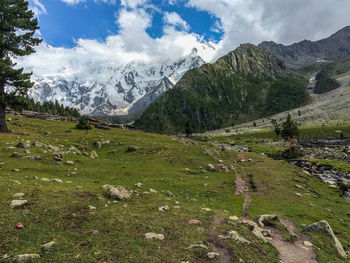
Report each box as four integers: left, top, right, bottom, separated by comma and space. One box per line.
75, 116, 92, 130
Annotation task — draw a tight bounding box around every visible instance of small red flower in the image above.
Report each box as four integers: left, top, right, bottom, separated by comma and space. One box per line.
16, 223, 23, 229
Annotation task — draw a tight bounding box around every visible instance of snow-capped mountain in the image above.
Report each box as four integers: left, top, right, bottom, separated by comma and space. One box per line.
26, 44, 216, 116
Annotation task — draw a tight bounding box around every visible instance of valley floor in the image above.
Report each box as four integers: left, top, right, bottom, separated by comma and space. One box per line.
0, 116, 349, 262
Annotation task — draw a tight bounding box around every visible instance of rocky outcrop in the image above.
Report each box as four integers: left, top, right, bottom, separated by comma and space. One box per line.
103, 185, 131, 200
259, 26, 350, 68
305, 220, 347, 258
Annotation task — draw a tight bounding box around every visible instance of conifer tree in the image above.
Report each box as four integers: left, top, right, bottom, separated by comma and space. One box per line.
0, 0, 41, 132
281, 114, 299, 140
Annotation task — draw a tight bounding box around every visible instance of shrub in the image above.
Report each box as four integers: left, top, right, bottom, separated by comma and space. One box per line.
76, 116, 92, 130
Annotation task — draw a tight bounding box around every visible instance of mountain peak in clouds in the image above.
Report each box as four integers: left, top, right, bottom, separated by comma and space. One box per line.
27, 45, 209, 116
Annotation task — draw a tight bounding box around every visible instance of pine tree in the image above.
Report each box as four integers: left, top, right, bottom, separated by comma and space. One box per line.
0, 0, 42, 132
281, 114, 299, 140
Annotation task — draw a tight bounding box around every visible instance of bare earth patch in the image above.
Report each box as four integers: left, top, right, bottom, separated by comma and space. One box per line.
265, 219, 318, 263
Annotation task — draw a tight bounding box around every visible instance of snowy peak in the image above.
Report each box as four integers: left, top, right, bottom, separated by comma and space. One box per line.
28, 49, 208, 116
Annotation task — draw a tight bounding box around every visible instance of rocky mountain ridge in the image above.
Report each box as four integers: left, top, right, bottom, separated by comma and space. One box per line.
134, 44, 309, 134
258, 26, 350, 68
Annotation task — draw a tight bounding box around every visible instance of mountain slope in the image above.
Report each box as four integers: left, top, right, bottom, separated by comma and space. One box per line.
258, 26, 350, 68
134, 44, 309, 134
27, 46, 215, 116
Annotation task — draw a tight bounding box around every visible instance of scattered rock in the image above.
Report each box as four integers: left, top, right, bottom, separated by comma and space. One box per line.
126, 145, 138, 152
166, 190, 175, 197
13, 169, 20, 172
149, 188, 157, 193
226, 230, 250, 243
305, 220, 347, 258
13, 254, 40, 262
47, 144, 59, 152
201, 208, 212, 212
51, 179, 63, 183
17, 142, 30, 148
144, 233, 164, 240
158, 205, 169, 212
65, 161, 74, 165
229, 216, 239, 221
256, 214, 278, 228
40, 178, 50, 182
303, 241, 313, 247
10, 200, 28, 208
90, 151, 98, 159
93, 141, 102, 149
207, 252, 219, 259
188, 219, 201, 225
134, 183, 143, 188
41, 241, 56, 252
13, 193, 25, 198
240, 219, 267, 242
303, 170, 311, 176
104, 185, 131, 200
0, 254, 10, 261
207, 164, 216, 171
89, 205, 96, 210
187, 244, 208, 250
296, 192, 302, 197
32, 141, 43, 147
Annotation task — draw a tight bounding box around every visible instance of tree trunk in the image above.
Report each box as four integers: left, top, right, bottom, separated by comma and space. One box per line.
0, 85, 8, 132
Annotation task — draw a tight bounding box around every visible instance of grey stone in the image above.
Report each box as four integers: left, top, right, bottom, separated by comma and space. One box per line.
144, 233, 164, 240
41, 241, 56, 252
10, 200, 28, 208
90, 151, 98, 159
13, 254, 40, 262
93, 141, 102, 149
104, 185, 131, 200
305, 220, 347, 258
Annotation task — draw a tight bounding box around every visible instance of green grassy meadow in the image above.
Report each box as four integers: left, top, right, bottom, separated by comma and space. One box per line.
0, 116, 349, 262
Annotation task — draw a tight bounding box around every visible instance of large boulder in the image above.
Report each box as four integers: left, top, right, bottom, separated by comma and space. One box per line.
256, 214, 278, 228
103, 185, 131, 200
305, 220, 347, 258
240, 219, 267, 242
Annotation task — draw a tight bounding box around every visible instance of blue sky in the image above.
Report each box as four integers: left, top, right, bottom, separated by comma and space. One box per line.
35, 1, 223, 48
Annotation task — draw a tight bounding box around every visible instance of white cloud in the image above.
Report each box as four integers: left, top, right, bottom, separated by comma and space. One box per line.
187, 0, 350, 58
29, 0, 47, 16
61, 0, 116, 5
164, 12, 190, 31
20, 0, 350, 81
18, 6, 217, 80
120, 0, 149, 8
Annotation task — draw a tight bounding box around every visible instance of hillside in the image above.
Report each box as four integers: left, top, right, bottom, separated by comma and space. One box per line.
1, 116, 349, 262
258, 26, 350, 69
134, 44, 309, 134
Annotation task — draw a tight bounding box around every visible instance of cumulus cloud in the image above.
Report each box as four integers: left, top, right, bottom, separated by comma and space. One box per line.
164, 12, 190, 31
20, 0, 350, 80
120, 0, 149, 8
61, 0, 116, 5
18, 6, 217, 80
